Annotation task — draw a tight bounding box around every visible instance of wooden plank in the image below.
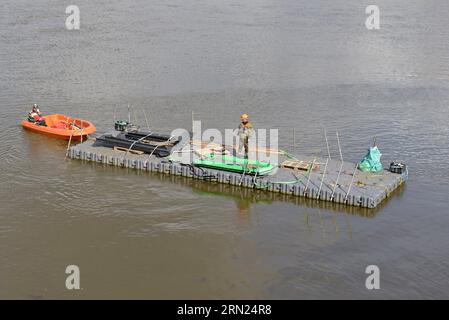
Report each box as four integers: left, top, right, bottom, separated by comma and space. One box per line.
113, 146, 144, 155
190, 140, 284, 155
281, 160, 319, 171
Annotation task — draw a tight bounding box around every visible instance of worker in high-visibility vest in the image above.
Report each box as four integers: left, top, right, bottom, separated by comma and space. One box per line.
238, 113, 254, 158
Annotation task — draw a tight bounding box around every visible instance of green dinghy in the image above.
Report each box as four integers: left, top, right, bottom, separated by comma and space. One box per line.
193, 154, 276, 176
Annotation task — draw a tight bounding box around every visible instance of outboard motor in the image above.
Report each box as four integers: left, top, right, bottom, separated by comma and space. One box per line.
389, 161, 407, 174
114, 120, 128, 132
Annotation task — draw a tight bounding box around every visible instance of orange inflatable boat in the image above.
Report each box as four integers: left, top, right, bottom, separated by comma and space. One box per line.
21, 114, 96, 140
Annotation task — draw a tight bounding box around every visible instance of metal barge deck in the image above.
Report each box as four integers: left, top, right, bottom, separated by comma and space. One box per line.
67, 137, 406, 209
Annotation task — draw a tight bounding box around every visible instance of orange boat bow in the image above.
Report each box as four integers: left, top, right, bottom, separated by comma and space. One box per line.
21, 114, 96, 140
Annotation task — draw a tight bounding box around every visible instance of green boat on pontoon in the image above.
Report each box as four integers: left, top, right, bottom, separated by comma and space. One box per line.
193, 154, 276, 176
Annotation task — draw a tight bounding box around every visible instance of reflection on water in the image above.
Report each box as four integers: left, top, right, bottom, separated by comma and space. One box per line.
180, 173, 406, 218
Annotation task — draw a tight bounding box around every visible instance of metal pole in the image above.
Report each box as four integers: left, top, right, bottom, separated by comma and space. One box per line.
252, 168, 259, 188
148, 135, 175, 159
142, 108, 150, 131
191, 110, 194, 135
336, 130, 343, 162
123, 132, 155, 160
324, 129, 331, 160
127, 104, 131, 123
293, 128, 296, 154
331, 130, 345, 201
80, 119, 83, 143
304, 158, 316, 195
133, 105, 138, 125
331, 162, 344, 201
317, 158, 329, 200
66, 117, 77, 157
345, 164, 358, 203
239, 166, 247, 186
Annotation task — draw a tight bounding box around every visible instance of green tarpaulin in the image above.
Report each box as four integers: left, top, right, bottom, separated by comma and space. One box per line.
359, 146, 383, 172
193, 154, 276, 175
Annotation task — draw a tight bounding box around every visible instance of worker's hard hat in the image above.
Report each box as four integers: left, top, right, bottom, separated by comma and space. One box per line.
240, 113, 249, 120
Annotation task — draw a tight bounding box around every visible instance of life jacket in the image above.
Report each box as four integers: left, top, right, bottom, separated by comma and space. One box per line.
28, 111, 43, 122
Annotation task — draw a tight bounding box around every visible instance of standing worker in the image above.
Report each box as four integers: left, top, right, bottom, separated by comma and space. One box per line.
238, 113, 254, 158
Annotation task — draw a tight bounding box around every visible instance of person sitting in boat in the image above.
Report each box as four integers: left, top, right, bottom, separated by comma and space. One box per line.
238, 113, 254, 158
28, 104, 46, 126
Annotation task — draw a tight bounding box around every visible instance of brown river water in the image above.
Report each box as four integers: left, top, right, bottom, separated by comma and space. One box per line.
1, 0, 449, 299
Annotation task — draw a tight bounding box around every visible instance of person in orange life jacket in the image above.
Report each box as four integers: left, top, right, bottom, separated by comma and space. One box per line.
237, 113, 254, 158
28, 104, 46, 126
